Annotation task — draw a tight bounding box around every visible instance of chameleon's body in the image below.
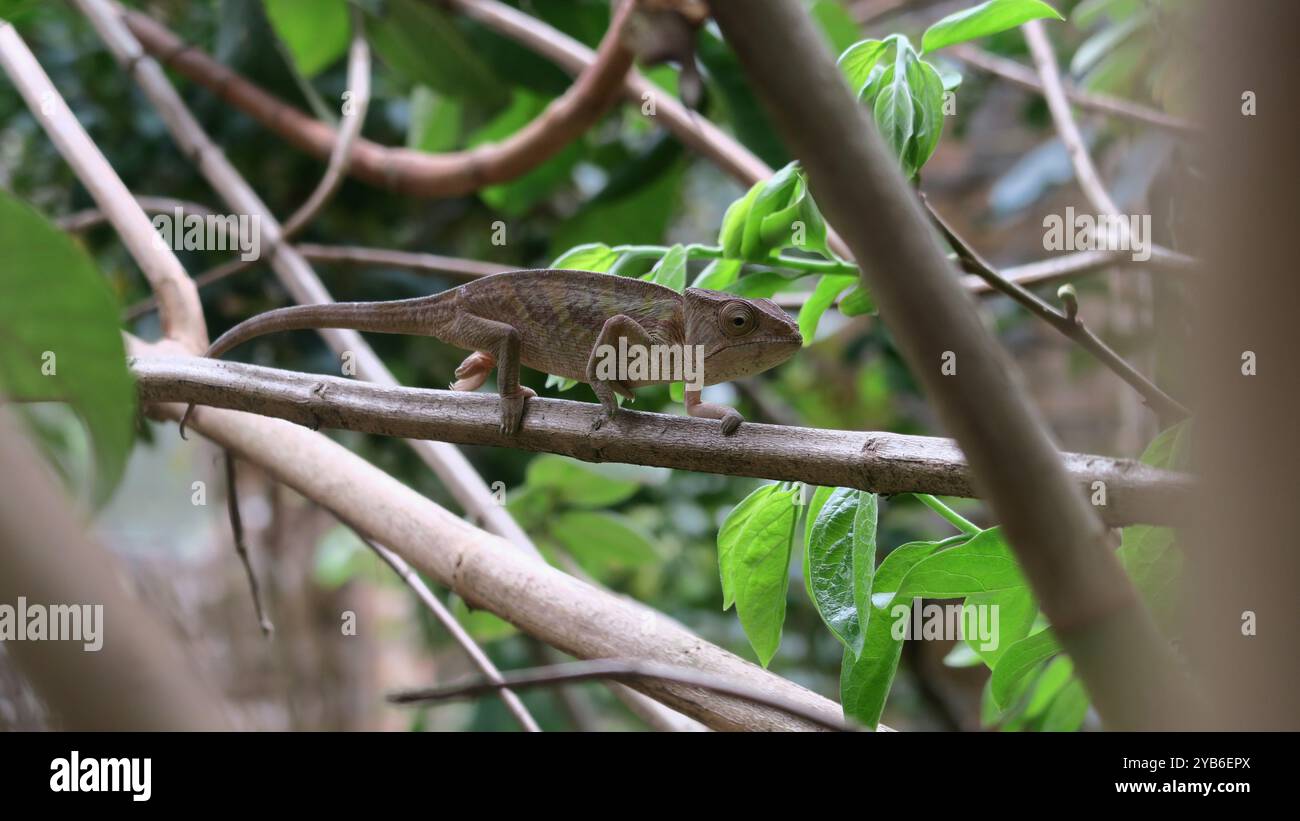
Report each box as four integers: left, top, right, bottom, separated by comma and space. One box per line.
193, 269, 801, 435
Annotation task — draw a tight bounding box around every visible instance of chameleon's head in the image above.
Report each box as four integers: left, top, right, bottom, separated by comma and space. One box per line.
684, 288, 802, 385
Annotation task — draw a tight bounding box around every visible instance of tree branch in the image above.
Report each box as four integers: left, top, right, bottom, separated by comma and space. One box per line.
709, 0, 1197, 729
115, 0, 636, 196
923, 197, 1191, 425
126, 343, 850, 731
388, 659, 859, 732
130, 356, 1193, 527
948, 43, 1197, 134
0, 20, 206, 352
79, 0, 696, 731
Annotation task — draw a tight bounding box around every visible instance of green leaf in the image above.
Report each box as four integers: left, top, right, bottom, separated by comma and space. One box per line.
873, 539, 947, 594
718, 483, 800, 665
964, 586, 1036, 667
837, 39, 890, 94
551, 242, 621, 273
872, 43, 916, 172
798, 276, 856, 345
649, 244, 688, 292
544, 373, 580, 392
452, 596, 518, 643
1041, 678, 1089, 731
1025, 655, 1074, 717
263, 0, 350, 78
893, 527, 1027, 597
905, 58, 947, 174
726, 271, 798, 299
1139, 420, 1192, 470
838, 284, 876, 316
0, 192, 135, 505
406, 86, 462, 153
811, 0, 862, 53
691, 258, 742, 290
806, 489, 877, 655
990, 628, 1060, 708
718, 484, 782, 610
920, 0, 1064, 55
365, 0, 506, 107
718, 182, 762, 259
669, 382, 685, 403
525, 454, 639, 508
550, 510, 659, 571
742, 162, 801, 260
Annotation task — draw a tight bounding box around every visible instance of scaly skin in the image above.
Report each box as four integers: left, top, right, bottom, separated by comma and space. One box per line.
183, 269, 802, 435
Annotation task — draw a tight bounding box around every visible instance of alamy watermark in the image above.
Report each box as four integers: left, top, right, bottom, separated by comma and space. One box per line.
151, 207, 261, 261
0, 597, 103, 651
1042, 206, 1151, 262
591, 340, 706, 392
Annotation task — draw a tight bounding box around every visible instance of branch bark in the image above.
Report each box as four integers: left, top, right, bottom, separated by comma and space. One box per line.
130, 356, 1193, 527
709, 0, 1197, 729
116, 0, 636, 196
127, 348, 850, 731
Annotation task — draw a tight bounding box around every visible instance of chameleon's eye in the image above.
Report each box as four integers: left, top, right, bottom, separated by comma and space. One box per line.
720, 301, 757, 337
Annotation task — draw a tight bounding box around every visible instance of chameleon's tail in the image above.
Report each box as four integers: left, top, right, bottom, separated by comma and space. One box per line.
178, 292, 453, 438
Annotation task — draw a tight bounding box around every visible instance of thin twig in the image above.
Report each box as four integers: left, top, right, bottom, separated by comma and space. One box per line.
358, 533, 541, 732
948, 43, 1197, 134
387, 659, 859, 732
923, 196, 1191, 424
130, 355, 1195, 527
223, 451, 274, 636
192, 10, 373, 293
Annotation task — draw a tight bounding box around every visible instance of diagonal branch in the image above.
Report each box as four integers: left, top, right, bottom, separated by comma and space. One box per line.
130, 356, 1195, 528
116, 0, 636, 196
0, 20, 206, 352
923, 197, 1191, 425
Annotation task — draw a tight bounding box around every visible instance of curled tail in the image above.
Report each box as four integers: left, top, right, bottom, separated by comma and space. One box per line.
180, 292, 453, 437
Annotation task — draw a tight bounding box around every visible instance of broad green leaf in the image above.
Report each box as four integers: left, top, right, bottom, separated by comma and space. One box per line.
525, 454, 639, 508
840, 609, 905, 728
838, 284, 876, 316
551, 242, 621, 273
719, 483, 800, 666
742, 162, 801, 260
806, 489, 877, 655
453, 596, 518, 643
1025, 655, 1074, 717
717, 483, 783, 610
811, 0, 862, 53
892, 527, 1027, 597
726, 271, 798, 299
905, 57, 947, 174
0, 191, 135, 504
649, 244, 688, 292
1041, 678, 1089, 731
872, 44, 916, 170
544, 373, 580, 392
407, 86, 462, 153
1139, 420, 1191, 469
991, 628, 1060, 708
365, 0, 506, 107
873, 539, 946, 595
798, 274, 856, 344
669, 382, 685, 403
920, 0, 1064, 55
550, 510, 659, 571
964, 586, 1036, 667
263, 0, 350, 77
837, 39, 890, 95
691, 258, 742, 290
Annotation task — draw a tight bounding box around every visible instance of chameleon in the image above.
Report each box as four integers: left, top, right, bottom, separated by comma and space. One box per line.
183, 268, 802, 436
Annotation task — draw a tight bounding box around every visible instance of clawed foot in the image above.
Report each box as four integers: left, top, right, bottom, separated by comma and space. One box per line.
720, 410, 743, 436
498, 387, 535, 435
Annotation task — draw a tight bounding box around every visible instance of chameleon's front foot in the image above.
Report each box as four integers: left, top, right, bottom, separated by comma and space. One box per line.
498, 387, 535, 435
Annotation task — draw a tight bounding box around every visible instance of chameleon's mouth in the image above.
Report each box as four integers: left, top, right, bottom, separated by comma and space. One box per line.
703, 335, 802, 359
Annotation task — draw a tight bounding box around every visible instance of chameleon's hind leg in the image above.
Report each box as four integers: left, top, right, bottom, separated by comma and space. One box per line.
585, 314, 655, 429
449, 314, 533, 434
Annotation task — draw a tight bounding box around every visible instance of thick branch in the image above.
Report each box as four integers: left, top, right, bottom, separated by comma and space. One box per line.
130, 356, 1193, 527
127, 356, 848, 731
709, 0, 1196, 728
117, 1, 635, 196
